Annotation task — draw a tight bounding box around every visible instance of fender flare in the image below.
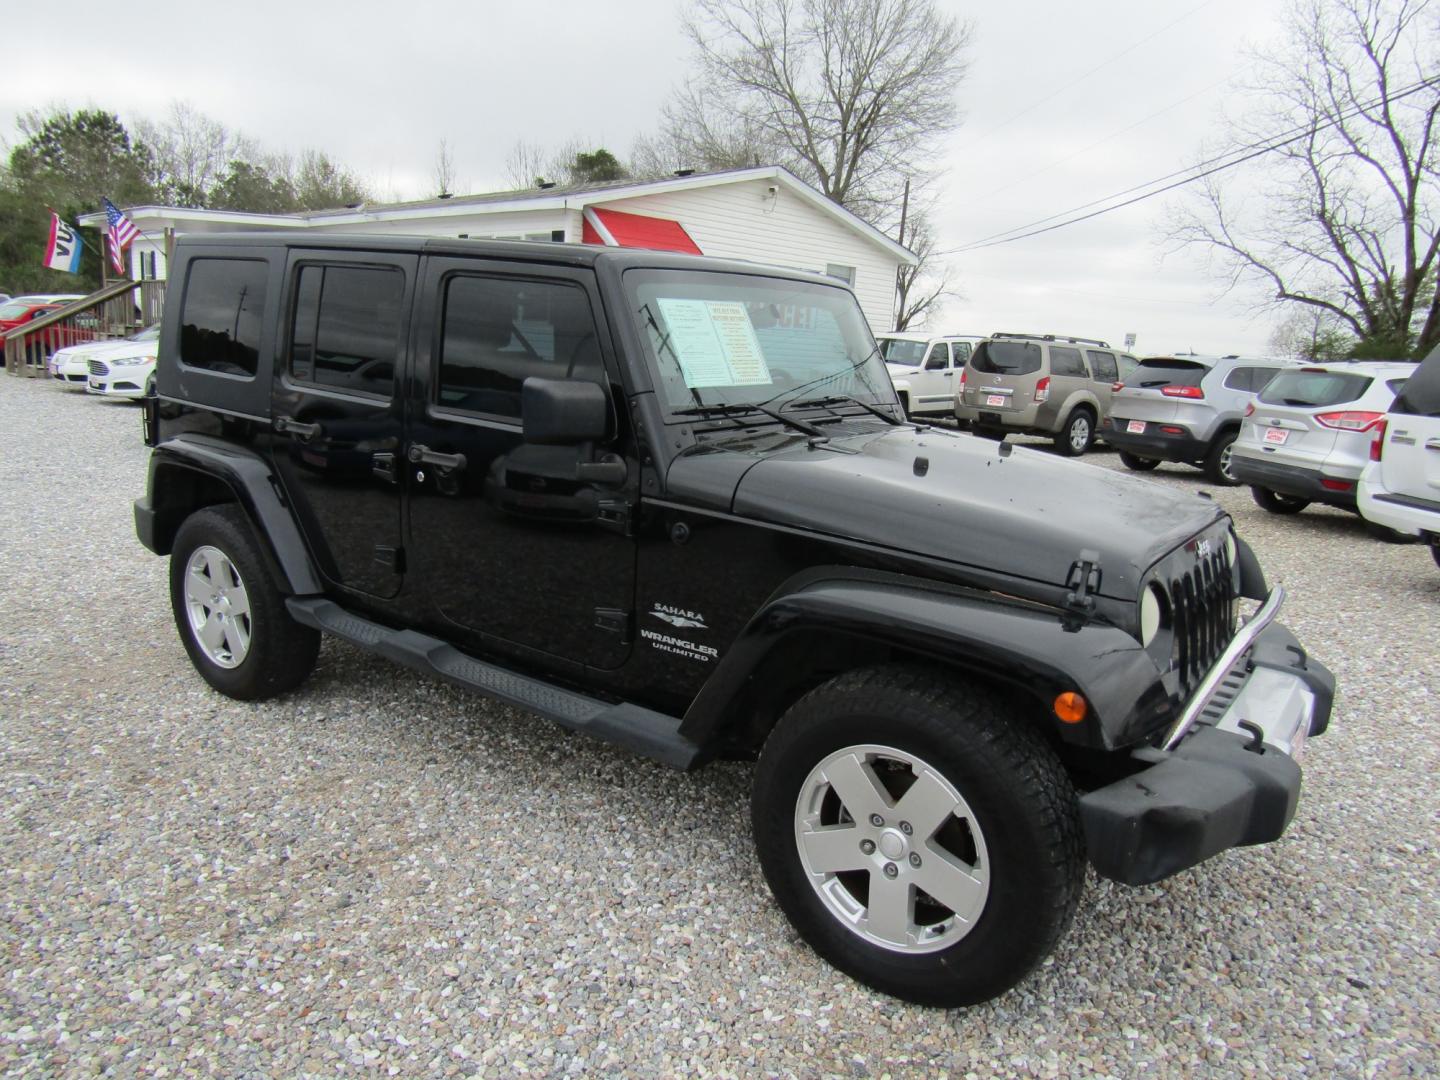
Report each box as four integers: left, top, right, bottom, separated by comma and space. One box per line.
680, 568, 1170, 753
135, 434, 323, 595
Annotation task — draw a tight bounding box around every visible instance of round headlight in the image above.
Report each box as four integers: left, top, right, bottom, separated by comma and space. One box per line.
1225, 529, 1238, 567
1140, 583, 1165, 646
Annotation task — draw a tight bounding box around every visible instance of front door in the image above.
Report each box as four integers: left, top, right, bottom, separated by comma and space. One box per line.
405, 258, 636, 671
913, 341, 956, 411
269, 250, 416, 600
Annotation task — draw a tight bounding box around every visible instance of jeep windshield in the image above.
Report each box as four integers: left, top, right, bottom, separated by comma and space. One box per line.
625, 269, 894, 420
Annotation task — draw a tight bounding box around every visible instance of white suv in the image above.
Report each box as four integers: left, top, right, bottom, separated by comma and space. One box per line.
877, 332, 985, 416
1358, 345, 1440, 570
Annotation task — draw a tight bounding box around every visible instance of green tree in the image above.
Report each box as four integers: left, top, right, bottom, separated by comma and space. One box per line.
210, 159, 300, 214
571, 149, 628, 184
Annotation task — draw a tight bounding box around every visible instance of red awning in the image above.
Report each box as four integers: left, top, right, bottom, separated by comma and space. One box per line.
582, 207, 702, 254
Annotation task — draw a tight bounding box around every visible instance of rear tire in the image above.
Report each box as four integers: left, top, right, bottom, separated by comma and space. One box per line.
1054, 408, 1094, 456
1203, 430, 1240, 486
1251, 487, 1310, 515
1118, 451, 1159, 471
169, 506, 319, 701
751, 667, 1085, 1007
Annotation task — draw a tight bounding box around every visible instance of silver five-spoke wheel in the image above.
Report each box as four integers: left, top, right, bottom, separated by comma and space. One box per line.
183, 544, 252, 668
1068, 414, 1091, 453
794, 743, 989, 955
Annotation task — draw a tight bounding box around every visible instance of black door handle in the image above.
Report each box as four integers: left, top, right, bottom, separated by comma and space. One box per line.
275, 415, 322, 440
408, 444, 467, 471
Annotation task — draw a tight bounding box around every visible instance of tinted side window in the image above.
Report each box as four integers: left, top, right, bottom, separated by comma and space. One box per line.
179, 258, 268, 377
924, 343, 948, 370
1085, 350, 1118, 381
438, 276, 603, 419
1050, 346, 1086, 377
290, 265, 403, 397
1392, 351, 1440, 416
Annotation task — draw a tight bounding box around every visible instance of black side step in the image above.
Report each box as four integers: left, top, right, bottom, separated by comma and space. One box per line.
286, 598, 703, 770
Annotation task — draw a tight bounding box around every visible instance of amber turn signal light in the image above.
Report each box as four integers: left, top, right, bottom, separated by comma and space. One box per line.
1053, 692, 1087, 724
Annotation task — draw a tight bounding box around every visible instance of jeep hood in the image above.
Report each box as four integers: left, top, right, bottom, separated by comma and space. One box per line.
667, 426, 1226, 599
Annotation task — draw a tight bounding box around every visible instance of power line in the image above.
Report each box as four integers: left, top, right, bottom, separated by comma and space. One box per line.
944, 72, 1440, 255
954, 0, 1220, 156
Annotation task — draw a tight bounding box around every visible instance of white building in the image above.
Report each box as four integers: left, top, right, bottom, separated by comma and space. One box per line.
80, 166, 916, 331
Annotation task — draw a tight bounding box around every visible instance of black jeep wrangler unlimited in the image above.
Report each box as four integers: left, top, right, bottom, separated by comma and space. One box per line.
136, 235, 1333, 1007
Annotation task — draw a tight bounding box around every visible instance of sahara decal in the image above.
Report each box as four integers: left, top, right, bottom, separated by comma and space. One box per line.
649, 603, 709, 630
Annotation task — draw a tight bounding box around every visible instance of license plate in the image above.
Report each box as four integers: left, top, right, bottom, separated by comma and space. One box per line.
985, 394, 1006, 407
1263, 428, 1289, 445
1126, 420, 1146, 434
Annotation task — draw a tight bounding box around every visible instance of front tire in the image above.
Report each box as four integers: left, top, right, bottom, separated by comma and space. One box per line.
1054, 408, 1094, 456
751, 667, 1085, 1007
1251, 486, 1310, 514
169, 506, 319, 700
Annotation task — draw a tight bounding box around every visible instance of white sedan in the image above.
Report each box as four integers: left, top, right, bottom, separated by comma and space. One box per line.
79, 327, 162, 400
50, 329, 162, 397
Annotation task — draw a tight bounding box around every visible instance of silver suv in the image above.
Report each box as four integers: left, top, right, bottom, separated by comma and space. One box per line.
1358, 344, 1440, 569
1230, 361, 1413, 520
955, 334, 1139, 456
1105, 355, 1299, 484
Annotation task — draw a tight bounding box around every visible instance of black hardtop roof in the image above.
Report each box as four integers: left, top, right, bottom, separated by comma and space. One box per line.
174, 232, 844, 287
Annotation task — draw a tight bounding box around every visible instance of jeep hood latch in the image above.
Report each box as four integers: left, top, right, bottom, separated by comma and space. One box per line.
1064, 549, 1102, 616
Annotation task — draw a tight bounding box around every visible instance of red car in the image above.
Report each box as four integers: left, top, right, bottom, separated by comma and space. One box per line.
0, 294, 90, 364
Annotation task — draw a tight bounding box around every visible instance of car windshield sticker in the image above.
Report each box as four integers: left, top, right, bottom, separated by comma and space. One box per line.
655, 298, 773, 388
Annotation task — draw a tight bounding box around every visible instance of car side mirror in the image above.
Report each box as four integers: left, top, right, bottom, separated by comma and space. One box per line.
521, 377, 608, 445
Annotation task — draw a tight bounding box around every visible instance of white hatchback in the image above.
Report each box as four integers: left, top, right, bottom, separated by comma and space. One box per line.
1358, 345, 1440, 570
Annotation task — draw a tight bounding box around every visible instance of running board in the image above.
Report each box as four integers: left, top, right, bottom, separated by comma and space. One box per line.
285, 597, 702, 770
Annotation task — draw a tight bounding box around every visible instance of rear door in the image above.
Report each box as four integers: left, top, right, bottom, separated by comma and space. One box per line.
1045, 345, 1089, 426
1084, 349, 1120, 419
964, 339, 1041, 415
269, 249, 416, 601
1381, 352, 1440, 501
1111, 358, 1207, 429
1241, 368, 1373, 467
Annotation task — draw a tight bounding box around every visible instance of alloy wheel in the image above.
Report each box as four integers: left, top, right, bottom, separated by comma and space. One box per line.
183, 545, 252, 668
793, 743, 990, 955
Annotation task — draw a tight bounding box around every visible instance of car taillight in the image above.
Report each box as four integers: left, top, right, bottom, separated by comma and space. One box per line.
1034, 376, 1050, 404
1369, 418, 1388, 461
1244, 402, 1255, 417
1111, 382, 1124, 393
1315, 410, 1385, 431
1161, 385, 1204, 399
959, 367, 966, 386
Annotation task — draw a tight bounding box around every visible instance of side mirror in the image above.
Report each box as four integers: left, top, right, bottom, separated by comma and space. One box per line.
522, 377, 608, 445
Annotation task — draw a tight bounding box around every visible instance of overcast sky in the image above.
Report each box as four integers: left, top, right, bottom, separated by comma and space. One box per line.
2, 0, 1296, 354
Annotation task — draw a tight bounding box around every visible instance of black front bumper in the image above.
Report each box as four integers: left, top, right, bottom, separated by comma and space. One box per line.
1104, 420, 1208, 463
1230, 454, 1358, 510
1080, 622, 1335, 886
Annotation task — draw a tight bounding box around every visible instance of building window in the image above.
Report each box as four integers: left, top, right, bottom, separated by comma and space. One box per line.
825, 264, 856, 286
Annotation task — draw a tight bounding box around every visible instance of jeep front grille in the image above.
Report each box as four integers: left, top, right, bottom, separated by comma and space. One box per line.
1164, 538, 1236, 694
88, 359, 109, 376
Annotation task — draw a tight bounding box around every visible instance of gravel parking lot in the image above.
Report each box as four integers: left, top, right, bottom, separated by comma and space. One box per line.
1, 375, 1436, 1077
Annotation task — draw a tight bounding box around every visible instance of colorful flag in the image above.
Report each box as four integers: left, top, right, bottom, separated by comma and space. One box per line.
43, 213, 84, 274
101, 197, 140, 275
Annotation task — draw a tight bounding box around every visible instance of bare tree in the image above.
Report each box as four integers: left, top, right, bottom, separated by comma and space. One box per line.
893, 210, 957, 331
1268, 303, 1355, 358
632, 81, 787, 178
675, 0, 972, 225
433, 138, 457, 197
137, 101, 255, 207
1166, 0, 1440, 356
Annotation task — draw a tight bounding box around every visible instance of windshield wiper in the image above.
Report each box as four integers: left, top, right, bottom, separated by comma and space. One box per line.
672, 402, 827, 438
782, 395, 902, 426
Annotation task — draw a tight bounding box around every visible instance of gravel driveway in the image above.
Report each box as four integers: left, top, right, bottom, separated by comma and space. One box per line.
2, 375, 1436, 1077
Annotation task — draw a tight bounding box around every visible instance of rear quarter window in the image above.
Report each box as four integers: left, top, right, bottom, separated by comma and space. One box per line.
971, 341, 1041, 375
1259, 369, 1372, 408
179, 258, 269, 379
1391, 352, 1439, 416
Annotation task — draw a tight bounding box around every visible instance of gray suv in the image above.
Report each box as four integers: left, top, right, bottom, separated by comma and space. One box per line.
1106, 355, 1299, 484
955, 334, 1138, 456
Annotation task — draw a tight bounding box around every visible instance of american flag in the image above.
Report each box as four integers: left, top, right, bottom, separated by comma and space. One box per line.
101, 197, 140, 275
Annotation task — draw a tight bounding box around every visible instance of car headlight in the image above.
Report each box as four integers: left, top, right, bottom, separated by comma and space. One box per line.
1224, 529, 1238, 568
1140, 582, 1166, 646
